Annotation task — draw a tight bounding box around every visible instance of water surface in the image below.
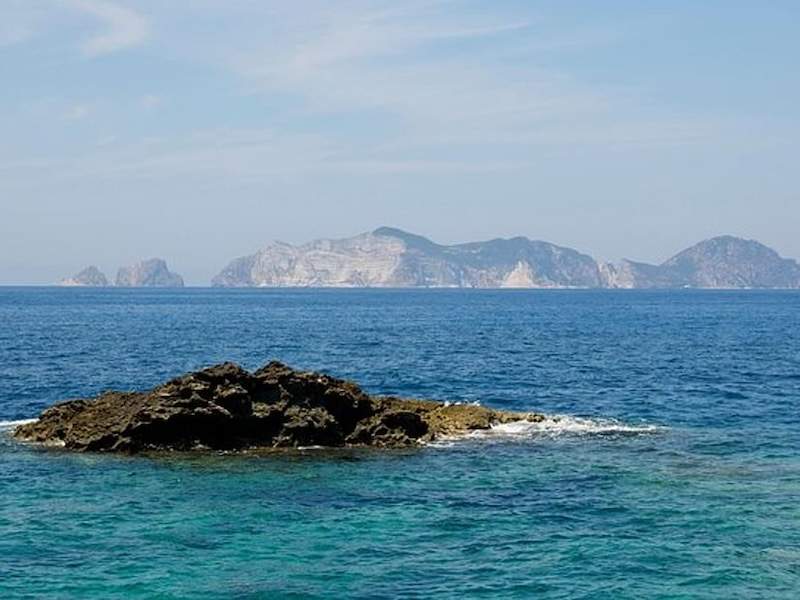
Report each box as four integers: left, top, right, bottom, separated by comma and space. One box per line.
1, 288, 799, 598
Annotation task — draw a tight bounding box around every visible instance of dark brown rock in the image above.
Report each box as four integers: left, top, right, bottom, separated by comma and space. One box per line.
14, 362, 542, 453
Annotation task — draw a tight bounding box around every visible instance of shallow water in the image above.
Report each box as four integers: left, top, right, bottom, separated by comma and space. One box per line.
1, 288, 799, 598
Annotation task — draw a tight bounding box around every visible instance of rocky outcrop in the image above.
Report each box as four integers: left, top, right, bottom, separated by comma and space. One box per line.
14, 362, 541, 452
212, 227, 603, 288
116, 258, 184, 287
602, 236, 800, 289
59, 266, 109, 287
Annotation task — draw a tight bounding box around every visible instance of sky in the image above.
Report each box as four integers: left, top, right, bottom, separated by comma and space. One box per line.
1, 0, 799, 284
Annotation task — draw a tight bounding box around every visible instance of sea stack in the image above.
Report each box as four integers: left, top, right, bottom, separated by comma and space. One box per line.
14, 361, 542, 452
59, 266, 109, 287
115, 258, 184, 287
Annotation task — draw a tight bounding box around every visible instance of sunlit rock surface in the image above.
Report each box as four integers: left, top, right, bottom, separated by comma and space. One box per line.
214, 229, 800, 289
212, 227, 603, 288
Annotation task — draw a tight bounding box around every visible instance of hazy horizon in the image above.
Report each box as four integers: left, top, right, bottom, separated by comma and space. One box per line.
2, 1, 799, 285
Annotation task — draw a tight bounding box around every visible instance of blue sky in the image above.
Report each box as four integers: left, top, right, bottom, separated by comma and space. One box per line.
1, 0, 799, 284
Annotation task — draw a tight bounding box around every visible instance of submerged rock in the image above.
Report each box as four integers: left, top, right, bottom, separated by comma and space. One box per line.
14, 362, 542, 452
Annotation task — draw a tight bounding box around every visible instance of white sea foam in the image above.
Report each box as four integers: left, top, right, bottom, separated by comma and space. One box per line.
430, 415, 662, 446
443, 400, 482, 407
0, 419, 36, 431
486, 415, 661, 437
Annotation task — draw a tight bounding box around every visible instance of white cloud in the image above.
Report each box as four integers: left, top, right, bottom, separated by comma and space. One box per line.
66, 0, 148, 56
220, 1, 687, 147
2, 2, 722, 183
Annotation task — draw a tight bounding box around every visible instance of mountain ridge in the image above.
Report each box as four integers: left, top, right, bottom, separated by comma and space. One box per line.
211, 228, 800, 289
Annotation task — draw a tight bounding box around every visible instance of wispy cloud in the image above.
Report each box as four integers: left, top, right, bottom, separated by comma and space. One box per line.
0, 114, 739, 187
221, 2, 692, 145
66, 0, 148, 56
2, 1, 723, 182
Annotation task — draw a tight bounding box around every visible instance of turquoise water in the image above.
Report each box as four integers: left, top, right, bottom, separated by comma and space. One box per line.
1, 288, 799, 598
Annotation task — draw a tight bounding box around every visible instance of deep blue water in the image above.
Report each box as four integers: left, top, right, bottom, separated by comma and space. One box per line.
1, 288, 799, 599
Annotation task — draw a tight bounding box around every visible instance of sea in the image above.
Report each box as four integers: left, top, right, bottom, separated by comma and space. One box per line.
1, 287, 798, 599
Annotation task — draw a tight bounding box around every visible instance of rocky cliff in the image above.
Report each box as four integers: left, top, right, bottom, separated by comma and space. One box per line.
212, 227, 603, 288
213, 229, 800, 289
603, 236, 800, 289
59, 266, 109, 287
115, 258, 184, 288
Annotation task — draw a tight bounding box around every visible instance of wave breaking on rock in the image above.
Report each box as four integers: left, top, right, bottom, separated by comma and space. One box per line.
427, 415, 662, 447
13, 362, 544, 453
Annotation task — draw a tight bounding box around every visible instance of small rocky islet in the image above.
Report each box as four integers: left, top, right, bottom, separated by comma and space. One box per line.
14, 362, 543, 453
59, 258, 184, 288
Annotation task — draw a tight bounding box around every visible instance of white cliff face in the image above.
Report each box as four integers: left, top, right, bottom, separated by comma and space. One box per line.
57, 232, 800, 290
501, 261, 539, 288
212, 228, 603, 288
598, 261, 637, 289
240, 234, 408, 287
212, 230, 800, 289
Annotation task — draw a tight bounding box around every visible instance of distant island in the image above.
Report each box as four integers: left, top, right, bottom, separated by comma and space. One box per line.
60, 258, 184, 288
59, 265, 109, 287
212, 228, 800, 289
58, 231, 800, 289
115, 258, 184, 288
